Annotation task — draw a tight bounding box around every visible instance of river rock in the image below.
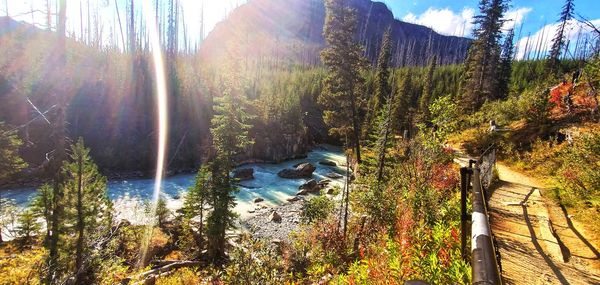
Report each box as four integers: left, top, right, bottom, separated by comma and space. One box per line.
233, 168, 254, 181
287, 196, 301, 202
319, 160, 337, 166
270, 211, 282, 222
325, 172, 344, 179
299, 179, 319, 193
327, 188, 336, 195
296, 189, 309, 196
277, 163, 316, 179
254, 197, 264, 203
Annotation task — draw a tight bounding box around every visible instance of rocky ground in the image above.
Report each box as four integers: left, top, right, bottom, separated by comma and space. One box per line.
240, 197, 307, 242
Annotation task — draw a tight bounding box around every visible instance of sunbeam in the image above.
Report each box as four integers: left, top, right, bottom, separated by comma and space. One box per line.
137, 0, 169, 268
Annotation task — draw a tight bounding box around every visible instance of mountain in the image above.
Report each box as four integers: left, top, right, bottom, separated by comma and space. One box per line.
199, 0, 472, 68
0, 17, 40, 37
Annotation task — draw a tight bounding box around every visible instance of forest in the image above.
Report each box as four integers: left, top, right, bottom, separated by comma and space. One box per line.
1, 0, 599, 284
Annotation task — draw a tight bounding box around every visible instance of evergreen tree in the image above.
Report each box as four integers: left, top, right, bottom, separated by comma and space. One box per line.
60, 138, 112, 283
320, 0, 367, 163
0, 122, 27, 181
31, 184, 54, 242
155, 198, 170, 228
498, 28, 515, 99
462, 0, 508, 112
47, 1, 68, 281
207, 83, 253, 262
391, 73, 414, 136
548, 0, 575, 70
364, 28, 393, 141
183, 165, 212, 254
16, 209, 41, 247
420, 55, 438, 122
374, 28, 393, 110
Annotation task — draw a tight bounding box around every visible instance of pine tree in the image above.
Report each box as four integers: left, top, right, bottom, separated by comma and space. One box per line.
462, 0, 508, 112
498, 29, 515, 99
16, 209, 41, 247
0, 122, 27, 181
61, 138, 112, 282
183, 165, 212, 254
320, 0, 367, 163
374, 28, 393, 110
31, 184, 53, 242
375, 76, 396, 184
207, 83, 253, 262
420, 55, 438, 122
155, 198, 170, 228
391, 73, 413, 136
548, 0, 575, 70
47, 1, 68, 281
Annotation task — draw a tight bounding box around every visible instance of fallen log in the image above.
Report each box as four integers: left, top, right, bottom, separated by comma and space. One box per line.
126, 260, 201, 285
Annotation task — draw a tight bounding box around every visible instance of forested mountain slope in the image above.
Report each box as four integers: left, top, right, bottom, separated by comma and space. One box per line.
200, 0, 471, 68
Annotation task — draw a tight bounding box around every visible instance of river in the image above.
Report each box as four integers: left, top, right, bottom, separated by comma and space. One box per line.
0, 145, 346, 224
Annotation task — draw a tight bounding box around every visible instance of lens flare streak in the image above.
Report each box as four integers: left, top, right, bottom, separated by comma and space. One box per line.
138, 0, 169, 267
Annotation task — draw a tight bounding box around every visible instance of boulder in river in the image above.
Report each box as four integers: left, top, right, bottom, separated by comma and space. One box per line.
299, 179, 320, 193
270, 211, 282, 222
277, 163, 316, 179
233, 168, 254, 180
296, 189, 309, 196
325, 172, 344, 179
319, 160, 337, 166
254, 197, 264, 203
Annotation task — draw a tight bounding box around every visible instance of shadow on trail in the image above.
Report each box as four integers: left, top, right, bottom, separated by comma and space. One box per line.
522, 187, 569, 284
558, 202, 600, 259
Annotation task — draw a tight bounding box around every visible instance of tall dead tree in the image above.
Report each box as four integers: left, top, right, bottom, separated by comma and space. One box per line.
549, 0, 575, 69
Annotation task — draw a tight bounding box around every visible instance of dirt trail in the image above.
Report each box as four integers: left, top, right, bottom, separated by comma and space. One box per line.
488, 163, 600, 285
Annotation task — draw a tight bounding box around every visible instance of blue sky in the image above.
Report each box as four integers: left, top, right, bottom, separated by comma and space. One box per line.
377, 0, 600, 37
376, 0, 600, 59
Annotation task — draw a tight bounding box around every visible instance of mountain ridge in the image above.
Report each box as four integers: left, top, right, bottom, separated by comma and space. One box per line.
199, 0, 472, 68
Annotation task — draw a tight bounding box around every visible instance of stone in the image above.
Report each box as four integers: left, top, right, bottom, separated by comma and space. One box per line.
325, 172, 344, 179
299, 179, 319, 193
296, 189, 309, 196
254, 197, 264, 203
248, 209, 256, 213
233, 168, 254, 180
326, 188, 336, 195
277, 163, 316, 179
270, 211, 282, 222
319, 160, 337, 166
287, 196, 301, 202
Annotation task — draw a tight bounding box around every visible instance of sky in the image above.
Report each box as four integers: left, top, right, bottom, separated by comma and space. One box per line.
2, 0, 599, 59
377, 0, 600, 59
1, 0, 246, 48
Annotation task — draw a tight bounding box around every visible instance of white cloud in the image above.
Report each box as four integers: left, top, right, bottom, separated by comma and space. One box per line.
402, 7, 474, 37
402, 6, 533, 37
515, 19, 600, 60
503, 7, 533, 30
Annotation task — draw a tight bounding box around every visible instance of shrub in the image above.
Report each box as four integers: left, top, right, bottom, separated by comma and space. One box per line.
222, 234, 285, 284
557, 130, 600, 201
517, 86, 551, 124
301, 195, 334, 224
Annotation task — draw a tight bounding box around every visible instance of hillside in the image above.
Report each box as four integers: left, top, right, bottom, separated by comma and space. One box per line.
199, 0, 471, 68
